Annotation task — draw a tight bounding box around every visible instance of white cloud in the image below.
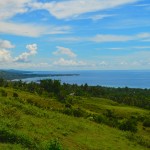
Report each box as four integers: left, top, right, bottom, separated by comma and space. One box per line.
31, 0, 138, 19
53, 46, 77, 58
94, 51, 150, 69
99, 61, 108, 66
0, 49, 12, 62
66, 14, 115, 21
88, 33, 150, 43
137, 33, 150, 38
0, 0, 31, 20
0, 0, 71, 37
26, 44, 38, 55
0, 39, 14, 63
99, 32, 150, 42
0, 39, 15, 49
88, 14, 115, 21
0, 0, 137, 21
14, 44, 38, 62
0, 21, 70, 37
90, 34, 133, 42
0, 40, 38, 64
53, 58, 86, 66
52, 32, 150, 43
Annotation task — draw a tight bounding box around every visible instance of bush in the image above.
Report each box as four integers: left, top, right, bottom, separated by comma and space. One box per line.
73, 108, 85, 117
143, 118, 150, 127
62, 107, 86, 118
93, 114, 107, 124
62, 108, 73, 116
0, 89, 7, 97
46, 138, 63, 150
119, 118, 138, 132
13, 92, 19, 98
0, 127, 35, 148
65, 103, 72, 108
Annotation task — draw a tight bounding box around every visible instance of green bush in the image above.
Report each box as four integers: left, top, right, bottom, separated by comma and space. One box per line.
62, 108, 73, 116
13, 92, 19, 98
62, 107, 86, 118
143, 118, 150, 127
0, 89, 7, 97
0, 127, 35, 148
73, 108, 85, 117
93, 114, 107, 124
119, 118, 138, 133
46, 138, 63, 150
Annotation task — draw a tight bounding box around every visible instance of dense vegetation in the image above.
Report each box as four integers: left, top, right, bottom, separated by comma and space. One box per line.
0, 78, 150, 149
0, 77, 149, 109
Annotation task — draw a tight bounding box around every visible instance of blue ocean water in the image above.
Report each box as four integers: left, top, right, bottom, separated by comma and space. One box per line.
21, 70, 150, 89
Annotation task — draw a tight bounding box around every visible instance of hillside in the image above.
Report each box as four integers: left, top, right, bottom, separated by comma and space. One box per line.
0, 85, 150, 150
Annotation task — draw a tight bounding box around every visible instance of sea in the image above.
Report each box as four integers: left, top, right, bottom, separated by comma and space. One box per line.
20, 70, 150, 89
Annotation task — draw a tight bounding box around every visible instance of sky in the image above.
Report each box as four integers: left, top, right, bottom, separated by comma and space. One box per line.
0, 0, 150, 71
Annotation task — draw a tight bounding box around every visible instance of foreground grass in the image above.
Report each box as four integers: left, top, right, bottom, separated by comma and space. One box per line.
0, 87, 149, 150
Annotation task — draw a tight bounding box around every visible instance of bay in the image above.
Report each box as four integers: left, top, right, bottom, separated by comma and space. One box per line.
20, 70, 150, 89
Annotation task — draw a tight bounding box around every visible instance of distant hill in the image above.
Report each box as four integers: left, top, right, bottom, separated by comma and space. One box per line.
0, 69, 79, 80
0, 70, 33, 80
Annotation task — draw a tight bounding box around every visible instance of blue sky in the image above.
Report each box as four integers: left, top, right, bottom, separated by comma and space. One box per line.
0, 0, 150, 70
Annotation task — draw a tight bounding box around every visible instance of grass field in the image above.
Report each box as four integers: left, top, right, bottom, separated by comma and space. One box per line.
0, 87, 149, 150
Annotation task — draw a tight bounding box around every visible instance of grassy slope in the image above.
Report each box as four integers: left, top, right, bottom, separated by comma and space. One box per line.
0, 87, 149, 150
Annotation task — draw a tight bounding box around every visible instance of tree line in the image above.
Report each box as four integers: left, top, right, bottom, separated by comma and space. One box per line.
0, 78, 150, 109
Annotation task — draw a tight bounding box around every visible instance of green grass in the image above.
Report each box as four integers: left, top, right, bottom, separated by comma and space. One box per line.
0, 87, 149, 150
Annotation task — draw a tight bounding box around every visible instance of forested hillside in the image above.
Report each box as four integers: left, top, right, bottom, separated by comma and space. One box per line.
0, 78, 150, 149
0, 70, 78, 80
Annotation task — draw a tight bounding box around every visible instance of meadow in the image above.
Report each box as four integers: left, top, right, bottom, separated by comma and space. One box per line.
0, 80, 150, 149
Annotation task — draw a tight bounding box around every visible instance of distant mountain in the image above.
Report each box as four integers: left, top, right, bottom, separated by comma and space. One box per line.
1, 69, 31, 73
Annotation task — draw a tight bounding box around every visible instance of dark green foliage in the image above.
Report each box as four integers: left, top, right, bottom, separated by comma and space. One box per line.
62, 107, 86, 118
73, 108, 85, 117
57, 91, 67, 102
104, 109, 116, 118
0, 78, 5, 87
119, 118, 138, 133
65, 103, 72, 108
93, 114, 107, 124
46, 139, 63, 150
92, 113, 119, 128
1, 78, 150, 109
143, 118, 150, 127
0, 89, 7, 97
13, 92, 19, 98
0, 127, 36, 148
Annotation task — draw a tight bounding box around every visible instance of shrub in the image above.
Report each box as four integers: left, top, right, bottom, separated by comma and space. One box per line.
104, 109, 117, 119
62, 107, 86, 118
73, 108, 85, 117
62, 108, 73, 116
119, 118, 138, 132
65, 103, 72, 108
0, 89, 7, 97
93, 114, 107, 124
143, 118, 150, 127
46, 138, 63, 150
0, 127, 35, 148
13, 92, 19, 98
